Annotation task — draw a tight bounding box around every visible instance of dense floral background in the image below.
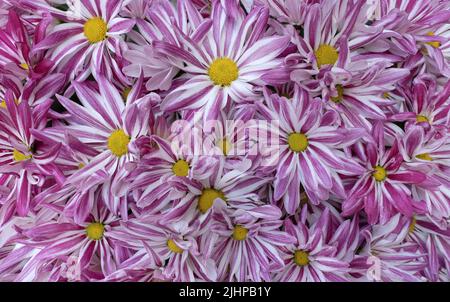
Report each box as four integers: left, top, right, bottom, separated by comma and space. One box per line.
0, 0, 449, 282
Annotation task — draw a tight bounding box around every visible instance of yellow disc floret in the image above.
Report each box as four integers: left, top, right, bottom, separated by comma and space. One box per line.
167, 239, 184, 254
86, 222, 105, 240
373, 166, 387, 182
13, 149, 32, 162
416, 153, 433, 161
288, 133, 309, 153
408, 216, 416, 234
20, 63, 29, 70
84, 17, 108, 43
425, 32, 441, 49
108, 129, 130, 157
294, 250, 310, 266
198, 188, 225, 213
172, 159, 190, 177
315, 44, 339, 68
232, 225, 249, 241
208, 58, 238, 86
416, 115, 429, 124
1, 98, 20, 108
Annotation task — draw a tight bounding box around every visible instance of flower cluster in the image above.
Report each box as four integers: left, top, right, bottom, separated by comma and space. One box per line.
0, 0, 449, 282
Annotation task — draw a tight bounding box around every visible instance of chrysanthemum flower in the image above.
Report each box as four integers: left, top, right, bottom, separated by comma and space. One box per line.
402, 214, 450, 281
322, 62, 409, 128
371, 0, 450, 76
343, 122, 429, 224
390, 75, 450, 132
14, 199, 122, 281
399, 125, 450, 223
353, 214, 426, 282
31, 0, 135, 80
30, 140, 118, 224
129, 134, 218, 212
122, 0, 203, 91
274, 207, 358, 282
258, 86, 364, 213
0, 10, 55, 81
157, 1, 290, 122
0, 91, 61, 220
108, 214, 218, 281
37, 76, 154, 215
210, 204, 295, 281
0, 0, 449, 283
290, 1, 382, 92
161, 156, 268, 223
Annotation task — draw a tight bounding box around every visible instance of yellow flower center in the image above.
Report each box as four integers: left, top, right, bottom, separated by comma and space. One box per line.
122, 87, 131, 101
383, 92, 391, 99
77, 162, 85, 169
232, 225, 249, 241
315, 44, 339, 68
408, 216, 416, 234
172, 159, 190, 177
217, 138, 231, 156
167, 239, 184, 254
13, 149, 32, 162
294, 250, 310, 266
425, 32, 441, 49
416, 115, 429, 123
86, 222, 105, 240
208, 58, 238, 86
373, 166, 387, 182
198, 188, 225, 214
83, 17, 108, 43
20, 63, 29, 70
331, 85, 344, 103
107, 129, 130, 157
0, 98, 20, 108
416, 153, 433, 161
288, 133, 308, 152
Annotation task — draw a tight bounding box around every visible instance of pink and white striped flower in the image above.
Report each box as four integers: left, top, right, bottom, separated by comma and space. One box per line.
0, 91, 61, 221
209, 204, 295, 281
343, 122, 428, 224
157, 1, 290, 122
371, 0, 450, 76
13, 199, 124, 281
160, 156, 268, 224
274, 207, 359, 282
258, 85, 364, 214
31, 0, 135, 81
35, 76, 154, 215
108, 214, 218, 281
353, 214, 426, 282
122, 0, 203, 91
390, 75, 450, 132
290, 0, 383, 93
0, 0, 449, 283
